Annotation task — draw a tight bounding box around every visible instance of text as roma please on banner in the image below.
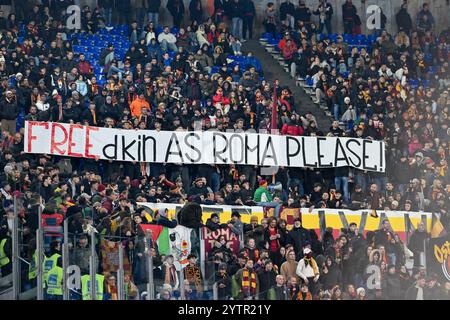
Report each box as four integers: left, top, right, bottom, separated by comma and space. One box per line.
24, 121, 386, 172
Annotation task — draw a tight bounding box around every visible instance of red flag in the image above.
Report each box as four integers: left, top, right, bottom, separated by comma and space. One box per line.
140, 224, 163, 241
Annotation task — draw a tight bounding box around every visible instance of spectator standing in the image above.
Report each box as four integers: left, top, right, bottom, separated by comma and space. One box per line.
286, 218, 311, 259
395, 2, 413, 35
116, 0, 132, 26
0, 90, 19, 135
296, 247, 320, 296
342, 0, 356, 35
257, 259, 277, 299
98, 0, 114, 26
234, 257, 259, 300
416, 3, 435, 33
146, 0, 161, 27
280, 0, 295, 30
215, 263, 232, 300
167, 0, 185, 29
242, 0, 256, 41
189, 0, 203, 24
408, 222, 428, 267
229, 0, 243, 41
313, 0, 333, 35
263, 3, 277, 39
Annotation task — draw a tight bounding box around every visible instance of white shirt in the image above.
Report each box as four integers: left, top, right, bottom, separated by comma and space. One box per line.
416, 286, 424, 300
158, 32, 177, 44
296, 258, 319, 280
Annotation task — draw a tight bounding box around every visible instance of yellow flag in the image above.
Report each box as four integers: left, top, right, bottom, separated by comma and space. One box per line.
431, 217, 445, 239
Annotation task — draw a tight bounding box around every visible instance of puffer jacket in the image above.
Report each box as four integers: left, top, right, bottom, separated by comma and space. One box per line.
281, 123, 304, 136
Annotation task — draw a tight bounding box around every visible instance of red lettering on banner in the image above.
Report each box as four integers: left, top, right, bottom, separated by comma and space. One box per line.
27, 121, 49, 152
50, 123, 68, 155
68, 124, 84, 157
85, 126, 99, 159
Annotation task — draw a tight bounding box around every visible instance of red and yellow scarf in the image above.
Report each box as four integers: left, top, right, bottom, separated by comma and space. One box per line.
241, 268, 257, 295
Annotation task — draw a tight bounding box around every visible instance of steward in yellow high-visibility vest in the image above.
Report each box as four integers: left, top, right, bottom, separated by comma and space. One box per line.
81, 274, 104, 300
46, 266, 63, 298
43, 253, 61, 284
0, 237, 12, 276
0, 238, 11, 267
28, 251, 38, 280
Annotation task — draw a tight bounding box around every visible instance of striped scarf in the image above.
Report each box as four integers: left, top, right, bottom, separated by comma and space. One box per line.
297, 291, 313, 300
241, 268, 257, 295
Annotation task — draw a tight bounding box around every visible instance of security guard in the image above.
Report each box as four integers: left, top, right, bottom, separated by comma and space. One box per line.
0, 236, 12, 276
43, 241, 62, 284
28, 250, 38, 281
45, 256, 63, 300
81, 274, 105, 300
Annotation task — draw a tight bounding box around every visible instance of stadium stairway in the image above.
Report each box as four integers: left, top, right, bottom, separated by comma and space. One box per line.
242, 40, 332, 131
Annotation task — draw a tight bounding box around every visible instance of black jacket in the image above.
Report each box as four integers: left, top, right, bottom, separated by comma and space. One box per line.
0, 97, 19, 121
205, 218, 228, 231
286, 226, 312, 258
98, 0, 115, 9
151, 215, 178, 228
395, 8, 413, 33
257, 269, 277, 299
228, 0, 243, 19
146, 0, 161, 12
215, 272, 231, 299
320, 262, 342, 290
383, 273, 404, 300
280, 1, 295, 21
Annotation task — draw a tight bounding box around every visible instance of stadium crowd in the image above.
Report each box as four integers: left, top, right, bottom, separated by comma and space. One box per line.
0, 0, 448, 300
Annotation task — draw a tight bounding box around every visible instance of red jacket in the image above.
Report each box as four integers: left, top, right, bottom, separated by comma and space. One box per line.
78, 61, 92, 75
212, 93, 230, 106
281, 123, 304, 136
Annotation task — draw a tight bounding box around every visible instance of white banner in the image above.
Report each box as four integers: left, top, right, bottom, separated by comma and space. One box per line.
24, 121, 386, 172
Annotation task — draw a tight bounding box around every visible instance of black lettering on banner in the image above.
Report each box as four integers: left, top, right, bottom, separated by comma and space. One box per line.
142, 135, 156, 162
165, 133, 183, 163
379, 141, 384, 172
286, 136, 301, 166
404, 213, 412, 244
121, 135, 136, 161
358, 211, 368, 235
317, 137, 333, 168
377, 212, 387, 229
103, 135, 118, 160
261, 136, 278, 166
421, 214, 428, 232
334, 138, 350, 167
137, 135, 142, 162
363, 140, 377, 171
213, 132, 228, 163
346, 139, 362, 168
184, 133, 201, 163
318, 210, 327, 240
228, 134, 244, 164
302, 137, 318, 167
245, 134, 260, 164
338, 211, 349, 229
